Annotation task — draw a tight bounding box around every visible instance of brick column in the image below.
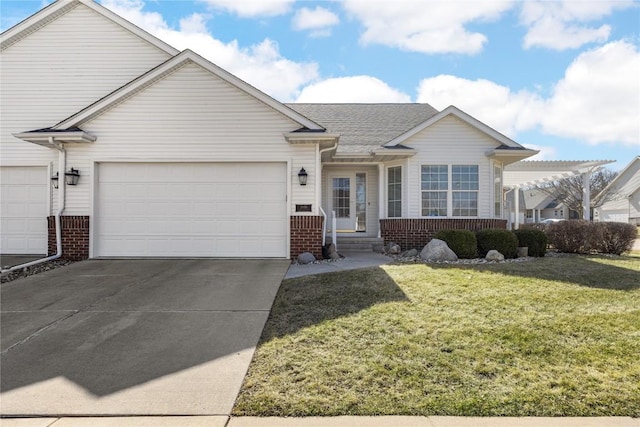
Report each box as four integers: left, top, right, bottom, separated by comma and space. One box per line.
47, 216, 90, 260
290, 215, 324, 260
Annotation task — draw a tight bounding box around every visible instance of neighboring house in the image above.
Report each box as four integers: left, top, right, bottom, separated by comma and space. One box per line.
503, 160, 613, 228
0, 0, 537, 260
594, 156, 640, 225
505, 188, 578, 224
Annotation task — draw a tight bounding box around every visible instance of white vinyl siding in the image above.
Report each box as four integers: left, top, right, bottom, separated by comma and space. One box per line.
406, 116, 496, 218
57, 62, 317, 217
0, 167, 48, 254
0, 3, 171, 169
595, 158, 640, 223
96, 162, 287, 258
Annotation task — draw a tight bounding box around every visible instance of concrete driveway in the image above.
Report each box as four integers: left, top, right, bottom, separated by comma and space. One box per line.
1, 259, 289, 416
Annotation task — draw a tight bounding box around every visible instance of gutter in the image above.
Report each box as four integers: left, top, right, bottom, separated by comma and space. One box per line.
1, 137, 66, 274
317, 140, 338, 247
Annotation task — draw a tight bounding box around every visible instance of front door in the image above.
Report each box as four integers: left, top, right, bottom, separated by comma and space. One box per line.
330, 172, 366, 232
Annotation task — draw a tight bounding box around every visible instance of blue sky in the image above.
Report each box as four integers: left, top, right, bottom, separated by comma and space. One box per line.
1, 0, 639, 171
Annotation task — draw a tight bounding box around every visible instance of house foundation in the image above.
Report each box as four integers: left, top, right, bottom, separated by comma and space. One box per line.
380, 218, 507, 251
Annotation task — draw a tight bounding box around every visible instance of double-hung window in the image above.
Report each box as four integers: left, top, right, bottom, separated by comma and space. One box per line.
452, 165, 478, 216
421, 165, 479, 217
421, 165, 448, 216
387, 166, 402, 217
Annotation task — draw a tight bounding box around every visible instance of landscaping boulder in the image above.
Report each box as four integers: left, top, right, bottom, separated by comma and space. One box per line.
298, 252, 316, 264
420, 239, 458, 262
386, 243, 401, 255
485, 250, 505, 261
400, 248, 419, 257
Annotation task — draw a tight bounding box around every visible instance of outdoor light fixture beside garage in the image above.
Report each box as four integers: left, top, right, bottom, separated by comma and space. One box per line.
298, 167, 308, 186
65, 168, 80, 186
51, 172, 59, 189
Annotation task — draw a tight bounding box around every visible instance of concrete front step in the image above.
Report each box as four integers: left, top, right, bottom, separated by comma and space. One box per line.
328, 237, 384, 252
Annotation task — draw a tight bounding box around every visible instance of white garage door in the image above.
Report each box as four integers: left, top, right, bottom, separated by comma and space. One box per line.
0, 166, 48, 254
96, 163, 287, 258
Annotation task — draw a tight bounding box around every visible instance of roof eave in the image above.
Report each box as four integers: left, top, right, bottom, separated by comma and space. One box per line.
284, 133, 340, 148
13, 130, 97, 148
487, 148, 539, 166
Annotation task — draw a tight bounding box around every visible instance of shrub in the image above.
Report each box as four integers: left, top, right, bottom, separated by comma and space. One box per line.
512, 228, 548, 257
593, 222, 637, 255
546, 220, 597, 254
476, 229, 518, 258
434, 229, 477, 259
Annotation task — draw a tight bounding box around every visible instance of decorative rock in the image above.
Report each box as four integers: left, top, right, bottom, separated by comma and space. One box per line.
298, 252, 316, 264
400, 248, 418, 257
387, 244, 401, 255
517, 247, 529, 258
485, 250, 505, 261
420, 239, 458, 262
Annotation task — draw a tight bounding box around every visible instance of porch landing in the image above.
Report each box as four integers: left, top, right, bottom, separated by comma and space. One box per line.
327, 236, 384, 253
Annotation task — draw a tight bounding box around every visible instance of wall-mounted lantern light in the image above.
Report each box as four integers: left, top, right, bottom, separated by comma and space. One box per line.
51, 172, 59, 189
298, 167, 308, 186
65, 168, 80, 186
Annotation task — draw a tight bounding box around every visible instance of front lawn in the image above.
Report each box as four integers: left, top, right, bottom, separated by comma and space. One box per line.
234, 255, 640, 417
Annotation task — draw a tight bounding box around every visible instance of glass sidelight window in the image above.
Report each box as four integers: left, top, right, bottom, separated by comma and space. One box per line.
388, 166, 402, 217
332, 177, 350, 218
356, 173, 366, 231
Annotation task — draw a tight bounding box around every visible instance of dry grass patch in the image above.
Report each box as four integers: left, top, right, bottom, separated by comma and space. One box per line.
234, 255, 640, 416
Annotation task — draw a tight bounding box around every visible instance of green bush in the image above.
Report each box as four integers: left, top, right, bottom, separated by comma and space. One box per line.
434, 229, 477, 259
593, 222, 637, 255
513, 228, 548, 257
476, 229, 518, 258
546, 220, 596, 254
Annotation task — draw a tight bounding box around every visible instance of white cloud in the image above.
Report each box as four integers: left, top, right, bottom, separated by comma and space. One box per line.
416, 75, 543, 137
522, 144, 557, 160
542, 40, 640, 145
296, 76, 411, 103
342, 0, 514, 55
416, 41, 640, 147
198, 0, 294, 18
520, 0, 635, 50
292, 6, 340, 35
100, 0, 318, 101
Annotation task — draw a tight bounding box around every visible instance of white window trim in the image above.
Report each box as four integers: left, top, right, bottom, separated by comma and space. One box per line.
420, 164, 480, 218
387, 165, 402, 218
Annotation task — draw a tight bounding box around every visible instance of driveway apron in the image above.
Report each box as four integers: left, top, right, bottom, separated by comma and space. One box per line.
0, 259, 289, 416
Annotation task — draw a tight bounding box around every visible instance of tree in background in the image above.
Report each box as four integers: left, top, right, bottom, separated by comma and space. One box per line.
534, 168, 618, 219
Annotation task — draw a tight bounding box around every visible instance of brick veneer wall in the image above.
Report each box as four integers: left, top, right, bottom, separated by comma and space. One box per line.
380, 218, 508, 251
48, 216, 90, 260
290, 215, 324, 260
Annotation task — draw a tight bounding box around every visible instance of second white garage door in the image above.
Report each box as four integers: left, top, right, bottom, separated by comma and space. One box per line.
96, 163, 287, 258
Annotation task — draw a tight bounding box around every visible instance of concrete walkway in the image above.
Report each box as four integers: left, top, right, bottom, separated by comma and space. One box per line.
285, 250, 393, 279
1, 416, 637, 426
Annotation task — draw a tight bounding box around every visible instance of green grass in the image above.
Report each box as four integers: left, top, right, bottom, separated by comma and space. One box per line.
234, 255, 640, 417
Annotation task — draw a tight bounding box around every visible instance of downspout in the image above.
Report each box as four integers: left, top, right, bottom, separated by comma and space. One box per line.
317, 140, 338, 246
1, 138, 65, 273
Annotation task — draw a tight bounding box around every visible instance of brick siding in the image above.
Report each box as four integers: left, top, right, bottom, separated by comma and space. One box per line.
380, 218, 507, 251
290, 215, 324, 260
47, 216, 90, 261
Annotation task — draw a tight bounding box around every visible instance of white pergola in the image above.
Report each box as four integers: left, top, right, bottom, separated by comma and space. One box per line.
503, 160, 615, 228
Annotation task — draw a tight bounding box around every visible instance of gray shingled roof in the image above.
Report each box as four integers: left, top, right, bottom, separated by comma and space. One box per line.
285, 103, 439, 154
